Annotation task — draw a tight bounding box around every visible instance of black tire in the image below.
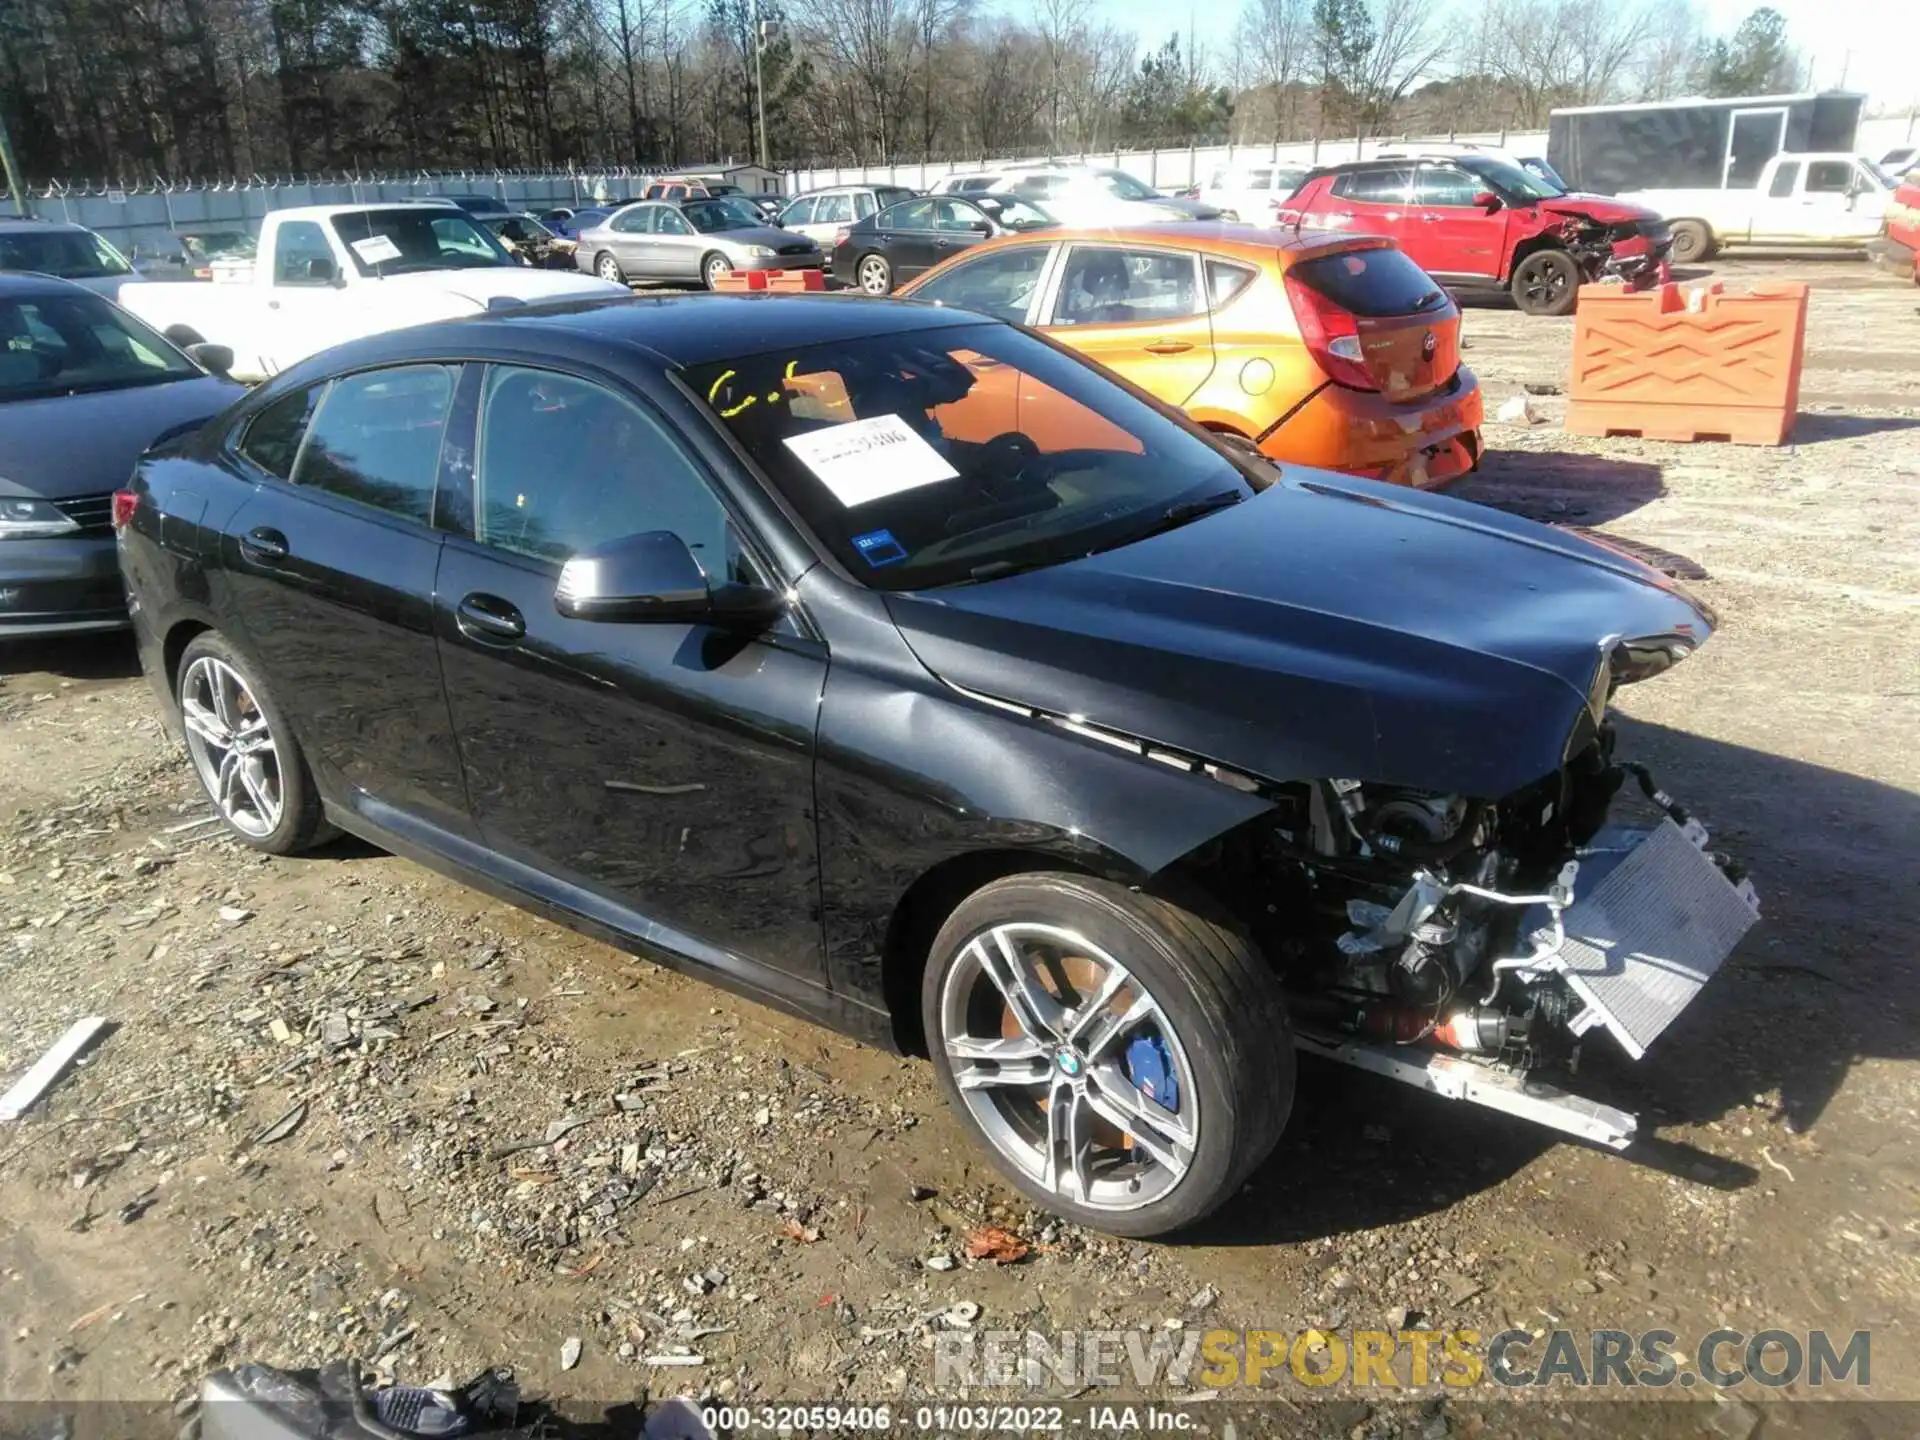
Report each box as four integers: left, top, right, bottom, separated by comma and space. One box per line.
702, 252, 732, 290
921, 872, 1294, 1237
1510, 248, 1581, 317
1667, 219, 1715, 265
856, 252, 893, 295
174, 632, 331, 856
595, 250, 626, 285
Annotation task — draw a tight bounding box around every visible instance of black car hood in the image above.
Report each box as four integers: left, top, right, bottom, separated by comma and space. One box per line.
882, 472, 1714, 799
0, 374, 241, 499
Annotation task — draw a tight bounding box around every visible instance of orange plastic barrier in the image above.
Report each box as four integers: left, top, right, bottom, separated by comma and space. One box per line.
1564, 281, 1809, 445
712, 268, 828, 293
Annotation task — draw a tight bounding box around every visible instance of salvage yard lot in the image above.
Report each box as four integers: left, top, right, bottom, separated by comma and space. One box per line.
2, 257, 1917, 1433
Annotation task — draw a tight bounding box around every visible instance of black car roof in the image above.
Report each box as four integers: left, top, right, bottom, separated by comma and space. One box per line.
0, 270, 98, 298
299, 293, 984, 375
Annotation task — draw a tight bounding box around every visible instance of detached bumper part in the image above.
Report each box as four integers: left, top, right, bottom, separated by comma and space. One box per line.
1303, 813, 1757, 1150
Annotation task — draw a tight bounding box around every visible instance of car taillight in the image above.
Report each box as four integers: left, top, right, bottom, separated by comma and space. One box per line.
111, 490, 138, 531
834, 228, 850, 248
1283, 271, 1377, 392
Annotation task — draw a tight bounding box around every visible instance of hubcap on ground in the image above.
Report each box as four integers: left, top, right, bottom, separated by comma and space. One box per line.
939, 922, 1199, 1212
179, 656, 282, 839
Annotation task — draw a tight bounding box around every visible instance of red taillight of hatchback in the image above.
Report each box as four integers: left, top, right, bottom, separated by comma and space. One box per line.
834, 228, 851, 248
1283, 271, 1377, 392
111, 490, 138, 531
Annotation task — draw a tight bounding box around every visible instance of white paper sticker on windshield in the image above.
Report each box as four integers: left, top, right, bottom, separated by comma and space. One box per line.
349, 233, 402, 265
781, 414, 959, 508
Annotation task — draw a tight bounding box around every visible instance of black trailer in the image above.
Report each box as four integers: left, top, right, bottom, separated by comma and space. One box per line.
1548, 92, 1865, 195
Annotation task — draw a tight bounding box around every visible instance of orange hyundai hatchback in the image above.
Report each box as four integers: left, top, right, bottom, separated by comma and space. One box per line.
896, 223, 1484, 488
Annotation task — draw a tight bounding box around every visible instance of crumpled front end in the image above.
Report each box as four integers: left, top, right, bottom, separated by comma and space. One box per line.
1171, 640, 1756, 1152
1554, 211, 1674, 291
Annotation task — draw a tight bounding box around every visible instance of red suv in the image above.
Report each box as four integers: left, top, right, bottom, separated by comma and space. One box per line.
1277, 153, 1671, 316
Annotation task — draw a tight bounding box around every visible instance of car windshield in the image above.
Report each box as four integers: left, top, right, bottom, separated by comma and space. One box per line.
329, 208, 513, 275
1860, 159, 1896, 188
1459, 155, 1565, 201
0, 290, 198, 400
1093, 170, 1161, 200
685, 322, 1260, 590
0, 228, 133, 280
683, 198, 765, 232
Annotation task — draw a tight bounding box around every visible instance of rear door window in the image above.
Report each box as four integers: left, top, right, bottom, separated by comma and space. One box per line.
884, 199, 935, 231
1288, 246, 1449, 317
853, 192, 877, 219
291, 364, 459, 526
238, 386, 326, 480
815, 194, 855, 224
1331, 168, 1413, 204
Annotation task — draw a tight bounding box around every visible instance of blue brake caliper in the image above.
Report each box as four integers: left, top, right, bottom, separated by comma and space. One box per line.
1123, 1032, 1178, 1110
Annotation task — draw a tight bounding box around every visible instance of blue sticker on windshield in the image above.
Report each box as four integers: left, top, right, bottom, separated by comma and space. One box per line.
852, 528, 909, 567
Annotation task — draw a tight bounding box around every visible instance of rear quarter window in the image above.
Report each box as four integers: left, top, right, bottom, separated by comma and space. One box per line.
1289, 247, 1448, 317
238, 386, 325, 479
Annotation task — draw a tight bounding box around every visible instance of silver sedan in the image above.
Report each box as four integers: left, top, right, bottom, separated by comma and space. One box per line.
573, 198, 824, 289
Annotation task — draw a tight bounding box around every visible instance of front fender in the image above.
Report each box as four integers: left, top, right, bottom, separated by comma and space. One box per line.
811, 583, 1275, 1002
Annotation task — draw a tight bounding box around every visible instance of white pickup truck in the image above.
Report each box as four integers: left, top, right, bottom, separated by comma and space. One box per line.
119, 202, 627, 381
1623, 153, 1895, 263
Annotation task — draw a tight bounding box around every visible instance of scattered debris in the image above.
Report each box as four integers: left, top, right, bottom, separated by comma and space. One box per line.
963, 1225, 1029, 1264
250, 1099, 308, 1147
0, 1016, 110, 1122
217, 906, 252, 924
560, 1337, 583, 1371
1495, 394, 1545, 424
780, 1218, 822, 1244
924, 1254, 956, 1272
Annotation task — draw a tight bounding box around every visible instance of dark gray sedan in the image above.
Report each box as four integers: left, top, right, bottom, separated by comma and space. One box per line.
573, 198, 822, 290
0, 274, 241, 636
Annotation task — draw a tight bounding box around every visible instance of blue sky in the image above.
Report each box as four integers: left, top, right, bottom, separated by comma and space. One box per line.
1022, 0, 1920, 111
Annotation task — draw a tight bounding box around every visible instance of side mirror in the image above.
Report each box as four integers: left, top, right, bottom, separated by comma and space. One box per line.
1473, 191, 1502, 212
555, 530, 783, 630
968, 218, 993, 234
305, 255, 340, 284
185, 342, 234, 376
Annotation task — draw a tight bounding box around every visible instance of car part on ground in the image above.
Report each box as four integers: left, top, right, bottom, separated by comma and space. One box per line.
898, 222, 1483, 489
120, 293, 1752, 1237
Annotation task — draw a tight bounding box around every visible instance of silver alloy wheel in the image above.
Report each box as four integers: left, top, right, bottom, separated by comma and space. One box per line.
858, 255, 891, 294
598, 252, 623, 283
938, 922, 1200, 1212
179, 656, 283, 839
705, 254, 732, 288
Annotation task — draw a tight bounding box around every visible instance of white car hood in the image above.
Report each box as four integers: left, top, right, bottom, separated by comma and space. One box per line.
377, 267, 627, 306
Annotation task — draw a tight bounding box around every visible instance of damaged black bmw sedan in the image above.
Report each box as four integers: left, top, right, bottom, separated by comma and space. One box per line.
116, 293, 1757, 1236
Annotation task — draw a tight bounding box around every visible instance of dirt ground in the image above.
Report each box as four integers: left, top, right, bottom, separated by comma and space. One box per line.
2, 257, 1917, 1439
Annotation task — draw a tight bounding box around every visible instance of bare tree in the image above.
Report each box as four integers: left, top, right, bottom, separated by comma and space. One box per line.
1475, 0, 1657, 125
1352, 0, 1449, 133
1033, 0, 1088, 148
1236, 0, 1307, 141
